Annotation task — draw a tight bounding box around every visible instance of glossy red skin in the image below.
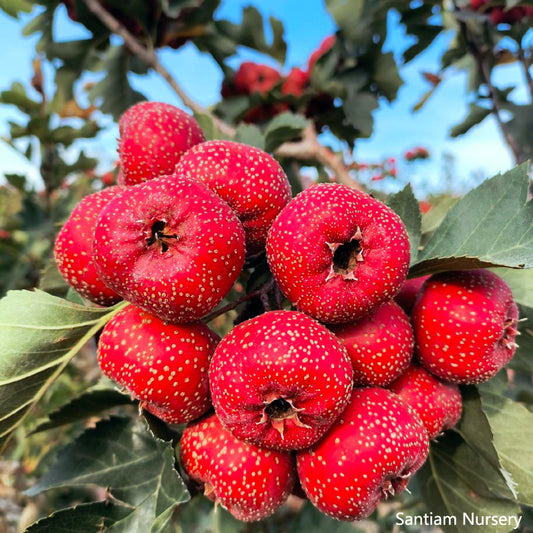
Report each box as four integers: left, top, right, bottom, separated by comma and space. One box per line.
175, 140, 292, 255
209, 310, 353, 451
118, 101, 205, 186
330, 300, 414, 386
266, 183, 411, 324
297, 387, 429, 522
412, 269, 519, 384
180, 412, 296, 522
388, 364, 462, 439
54, 186, 124, 306
395, 275, 430, 315
93, 175, 245, 323
98, 305, 219, 423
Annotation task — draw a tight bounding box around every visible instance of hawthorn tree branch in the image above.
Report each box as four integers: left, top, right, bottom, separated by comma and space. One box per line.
83, 0, 236, 138
275, 125, 363, 190
454, 9, 522, 163
516, 43, 533, 103
201, 277, 276, 323
83, 0, 362, 189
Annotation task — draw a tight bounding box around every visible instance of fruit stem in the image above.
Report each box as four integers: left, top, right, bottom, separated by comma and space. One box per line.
202, 277, 276, 323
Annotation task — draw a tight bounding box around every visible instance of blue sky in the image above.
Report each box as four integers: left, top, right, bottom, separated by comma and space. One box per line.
0, 1, 520, 198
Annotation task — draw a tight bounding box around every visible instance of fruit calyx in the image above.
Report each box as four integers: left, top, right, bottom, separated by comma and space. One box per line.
501, 314, 520, 351
259, 394, 310, 437
326, 227, 364, 282
381, 470, 412, 499
145, 219, 180, 253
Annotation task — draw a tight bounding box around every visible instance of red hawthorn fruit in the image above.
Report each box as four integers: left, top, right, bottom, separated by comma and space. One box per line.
180, 412, 296, 521
308, 35, 336, 73
233, 62, 281, 95
93, 175, 245, 323
54, 186, 124, 306
419, 201, 432, 214
297, 387, 429, 521
118, 101, 205, 186
100, 171, 115, 186
281, 67, 310, 98
388, 364, 462, 439
469, 0, 488, 11
98, 305, 219, 423
395, 275, 431, 315
209, 310, 353, 451
175, 140, 292, 255
412, 269, 519, 384
266, 183, 411, 324
329, 300, 414, 387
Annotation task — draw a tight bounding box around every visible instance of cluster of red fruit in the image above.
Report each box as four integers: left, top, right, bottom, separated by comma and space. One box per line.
221, 36, 335, 122
404, 146, 430, 162
53, 100, 519, 523
468, 0, 533, 25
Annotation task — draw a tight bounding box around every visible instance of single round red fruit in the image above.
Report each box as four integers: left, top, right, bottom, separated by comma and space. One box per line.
412, 269, 519, 384
93, 175, 245, 323
388, 364, 462, 439
329, 300, 414, 386
233, 62, 281, 95
209, 310, 353, 451
175, 140, 292, 255
118, 101, 205, 186
54, 186, 124, 306
266, 183, 411, 324
296, 387, 429, 521
98, 304, 219, 424
395, 275, 430, 315
180, 412, 296, 522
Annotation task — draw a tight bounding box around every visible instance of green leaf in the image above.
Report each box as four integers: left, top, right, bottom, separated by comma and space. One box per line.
216, 6, 286, 63
0, 81, 41, 115
32, 387, 136, 434
450, 104, 492, 138
24, 501, 133, 533
422, 434, 521, 533
0, 0, 33, 18
287, 501, 363, 532
410, 163, 533, 277
343, 91, 378, 138
503, 103, 533, 164
479, 380, 533, 505
453, 386, 518, 500
325, 0, 364, 44
234, 124, 265, 150
26, 416, 190, 532
372, 51, 403, 102
387, 184, 422, 265
0, 290, 126, 451
192, 112, 231, 142
88, 45, 146, 121
264, 112, 308, 153
4, 173, 26, 191
494, 268, 533, 308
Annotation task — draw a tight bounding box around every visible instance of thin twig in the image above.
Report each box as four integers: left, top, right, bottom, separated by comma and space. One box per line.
275, 125, 364, 190
83, 0, 236, 138
202, 277, 275, 323
83, 0, 364, 189
516, 42, 533, 103
454, 7, 522, 163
